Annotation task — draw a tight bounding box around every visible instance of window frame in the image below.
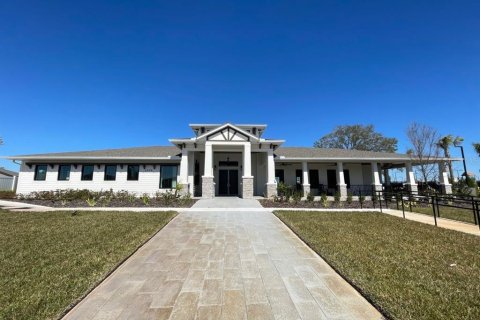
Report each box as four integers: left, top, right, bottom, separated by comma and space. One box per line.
58, 164, 71, 181
34, 164, 48, 181
104, 164, 117, 181
160, 165, 178, 189
127, 165, 140, 181
81, 164, 94, 181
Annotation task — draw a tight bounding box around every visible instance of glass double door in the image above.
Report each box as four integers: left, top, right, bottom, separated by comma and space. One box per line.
218, 169, 239, 196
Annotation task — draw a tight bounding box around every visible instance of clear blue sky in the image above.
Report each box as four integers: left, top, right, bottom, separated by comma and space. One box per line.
1, 1, 479, 178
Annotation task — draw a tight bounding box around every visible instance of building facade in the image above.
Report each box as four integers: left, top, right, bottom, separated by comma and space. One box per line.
7, 123, 454, 197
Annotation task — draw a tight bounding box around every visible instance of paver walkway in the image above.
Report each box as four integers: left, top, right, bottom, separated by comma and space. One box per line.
63, 208, 382, 319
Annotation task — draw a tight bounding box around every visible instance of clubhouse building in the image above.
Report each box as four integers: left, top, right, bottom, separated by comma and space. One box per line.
7, 123, 454, 198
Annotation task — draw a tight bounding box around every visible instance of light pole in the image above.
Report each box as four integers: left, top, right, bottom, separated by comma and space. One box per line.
454, 142, 468, 180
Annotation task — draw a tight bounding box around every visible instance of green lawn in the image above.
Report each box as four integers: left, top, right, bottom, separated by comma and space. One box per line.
0, 209, 177, 320
275, 210, 480, 320
411, 205, 476, 224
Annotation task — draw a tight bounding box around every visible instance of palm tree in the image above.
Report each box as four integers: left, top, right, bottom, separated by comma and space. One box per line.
437, 135, 463, 182
474, 143, 480, 156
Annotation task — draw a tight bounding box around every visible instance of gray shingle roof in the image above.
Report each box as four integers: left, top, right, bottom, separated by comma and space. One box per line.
8, 145, 412, 161
9, 146, 181, 159
275, 147, 411, 160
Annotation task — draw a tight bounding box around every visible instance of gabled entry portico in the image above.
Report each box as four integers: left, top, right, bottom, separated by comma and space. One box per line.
171, 123, 284, 199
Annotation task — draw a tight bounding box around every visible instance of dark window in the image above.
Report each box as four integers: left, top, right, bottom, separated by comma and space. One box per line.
275, 169, 284, 183
309, 170, 320, 188
344, 169, 351, 188
58, 165, 71, 181
127, 165, 139, 181
327, 170, 337, 189
160, 165, 178, 189
34, 165, 47, 181
81, 165, 94, 181
104, 165, 117, 181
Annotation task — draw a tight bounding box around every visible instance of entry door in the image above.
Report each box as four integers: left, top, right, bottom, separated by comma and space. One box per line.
219, 170, 238, 196
327, 170, 337, 195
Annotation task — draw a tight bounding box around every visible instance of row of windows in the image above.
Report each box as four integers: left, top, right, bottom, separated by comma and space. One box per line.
274, 169, 351, 188
33, 164, 178, 189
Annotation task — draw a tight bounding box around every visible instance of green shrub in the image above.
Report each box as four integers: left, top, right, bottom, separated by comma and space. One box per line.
359, 194, 365, 205
174, 183, 184, 198
334, 191, 341, 203
320, 193, 328, 208
141, 193, 150, 206
277, 182, 294, 202
306, 192, 314, 202
85, 198, 96, 207
292, 191, 302, 203
346, 192, 353, 204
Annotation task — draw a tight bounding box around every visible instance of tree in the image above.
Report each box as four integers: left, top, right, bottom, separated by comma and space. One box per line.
313, 125, 398, 152
437, 135, 463, 182
406, 122, 440, 183
474, 143, 480, 156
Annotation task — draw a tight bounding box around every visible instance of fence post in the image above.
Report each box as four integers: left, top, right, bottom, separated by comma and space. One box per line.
379, 191, 383, 213
432, 196, 438, 227
401, 193, 405, 219
472, 197, 478, 225
476, 201, 480, 231
359, 189, 363, 209
436, 195, 441, 218
409, 192, 413, 212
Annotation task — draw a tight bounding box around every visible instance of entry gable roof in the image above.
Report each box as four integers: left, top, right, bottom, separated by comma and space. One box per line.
195, 123, 260, 142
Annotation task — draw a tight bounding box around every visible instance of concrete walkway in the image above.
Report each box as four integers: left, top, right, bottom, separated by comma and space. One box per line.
192, 197, 263, 209
383, 209, 480, 236
63, 208, 382, 320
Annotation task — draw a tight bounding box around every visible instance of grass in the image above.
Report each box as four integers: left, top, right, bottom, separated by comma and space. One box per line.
0, 209, 177, 320
275, 210, 480, 320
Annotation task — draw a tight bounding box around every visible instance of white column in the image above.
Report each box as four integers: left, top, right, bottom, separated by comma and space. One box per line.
179, 149, 189, 183
336, 162, 347, 197
243, 143, 252, 177
438, 162, 452, 194
11, 175, 17, 192
187, 151, 195, 194
204, 143, 213, 177
371, 162, 382, 192
405, 162, 418, 193
267, 149, 275, 184
302, 162, 309, 185
337, 162, 346, 185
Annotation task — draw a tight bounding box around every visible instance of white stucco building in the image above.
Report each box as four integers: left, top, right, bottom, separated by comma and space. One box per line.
7, 123, 454, 198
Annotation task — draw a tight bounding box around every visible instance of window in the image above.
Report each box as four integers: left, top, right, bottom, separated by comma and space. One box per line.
58, 165, 71, 181
309, 170, 320, 188
160, 165, 178, 189
104, 165, 117, 181
127, 165, 139, 181
34, 165, 47, 181
275, 169, 284, 184
81, 165, 94, 181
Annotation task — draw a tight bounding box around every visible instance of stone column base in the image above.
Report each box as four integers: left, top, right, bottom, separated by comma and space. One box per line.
242, 176, 254, 199
372, 184, 383, 192
302, 184, 311, 197
265, 183, 277, 198
405, 183, 418, 194
440, 184, 452, 195
337, 184, 348, 198
201, 176, 215, 198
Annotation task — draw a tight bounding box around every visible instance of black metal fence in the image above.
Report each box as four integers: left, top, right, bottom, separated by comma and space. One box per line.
373, 190, 480, 230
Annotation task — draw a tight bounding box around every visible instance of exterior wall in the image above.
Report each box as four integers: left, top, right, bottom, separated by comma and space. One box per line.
16, 162, 180, 196
252, 152, 267, 196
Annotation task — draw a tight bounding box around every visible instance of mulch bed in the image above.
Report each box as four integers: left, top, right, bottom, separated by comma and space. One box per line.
12, 198, 197, 208
259, 199, 378, 209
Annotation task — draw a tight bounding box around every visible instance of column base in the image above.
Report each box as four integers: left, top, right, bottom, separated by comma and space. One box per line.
201, 176, 215, 198
372, 184, 383, 192
440, 184, 452, 195
302, 184, 311, 196
405, 183, 418, 194
242, 176, 254, 199
337, 184, 348, 198
265, 183, 277, 198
